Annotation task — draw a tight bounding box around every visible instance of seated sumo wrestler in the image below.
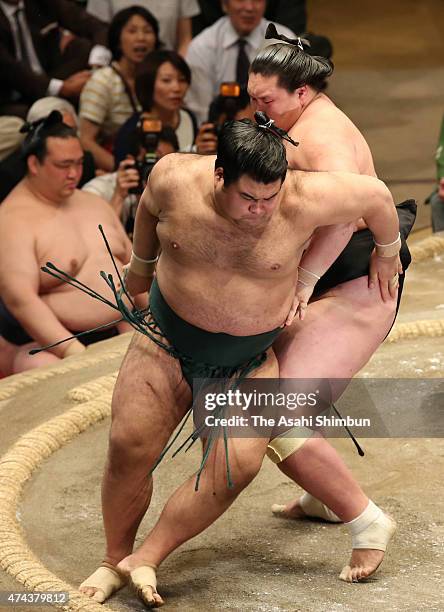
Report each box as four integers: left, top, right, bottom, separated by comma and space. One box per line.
0, 111, 146, 375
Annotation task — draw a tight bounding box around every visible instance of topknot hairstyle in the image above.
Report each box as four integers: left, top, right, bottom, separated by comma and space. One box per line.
20, 110, 78, 162
251, 23, 334, 92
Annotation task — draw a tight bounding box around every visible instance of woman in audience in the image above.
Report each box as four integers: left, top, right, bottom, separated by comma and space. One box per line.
79, 6, 160, 171
114, 50, 197, 161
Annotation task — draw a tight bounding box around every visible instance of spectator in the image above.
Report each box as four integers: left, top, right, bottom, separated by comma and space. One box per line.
0, 0, 110, 118
425, 114, 444, 233
184, 0, 295, 125
114, 50, 197, 161
79, 6, 160, 171
429, 179, 444, 233
195, 86, 253, 154
86, 0, 200, 56
193, 0, 306, 37
0, 111, 145, 375
192, 1, 331, 64
83, 126, 179, 232
0, 96, 96, 202
0, 116, 25, 161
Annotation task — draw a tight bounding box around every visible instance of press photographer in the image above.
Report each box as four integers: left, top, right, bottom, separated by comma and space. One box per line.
195, 83, 253, 155
82, 119, 178, 236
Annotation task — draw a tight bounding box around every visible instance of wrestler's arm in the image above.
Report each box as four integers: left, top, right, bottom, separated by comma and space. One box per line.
0, 215, 84, 357
301, 171, 400, 301
124, 159, 163, 297
283, 222, 356, 323
287, 134, 361, 283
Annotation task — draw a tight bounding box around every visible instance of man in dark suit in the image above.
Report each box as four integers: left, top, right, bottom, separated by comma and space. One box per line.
0, 0, 110, 116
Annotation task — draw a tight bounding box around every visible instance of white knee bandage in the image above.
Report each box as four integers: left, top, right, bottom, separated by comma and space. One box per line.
266, 427, 315, 463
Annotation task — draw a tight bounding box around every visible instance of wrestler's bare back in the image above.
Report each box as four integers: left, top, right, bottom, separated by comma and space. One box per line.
0, 182, 130, 330
287, 93, 376, 176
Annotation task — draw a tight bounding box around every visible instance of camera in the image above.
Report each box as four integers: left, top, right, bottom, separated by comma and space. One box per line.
129, 115, 162, 196
208, 82, 242, 135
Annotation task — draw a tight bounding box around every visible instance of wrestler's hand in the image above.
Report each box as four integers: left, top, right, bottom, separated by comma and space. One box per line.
195, 123, 218, 155
116, 157, 139, 199
122, 265, 153, 297
368, 249, 402, 302
62, 339, 86, 357
284, 281, 314, 325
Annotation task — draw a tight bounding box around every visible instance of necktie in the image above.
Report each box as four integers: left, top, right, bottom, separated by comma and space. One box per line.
236, 38, 250, 88
13, 7, 31, 67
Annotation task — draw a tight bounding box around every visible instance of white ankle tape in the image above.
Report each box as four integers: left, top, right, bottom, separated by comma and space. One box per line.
299, 492, 341, 523
345, 500, 381, 535
344, 500, 396, 551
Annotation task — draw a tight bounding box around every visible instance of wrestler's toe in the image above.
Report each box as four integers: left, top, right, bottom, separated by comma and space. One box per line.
340, 549, 385, 583
271, 503, 288, 517
350, 567, 362, 583
271, 500, 305, 520
79, 586, 103, 601
91, 589, 107, 603
137, 585, 164, 608
126, 564, 164, 607
339, 564, 352, 582
79, 564, 125, 603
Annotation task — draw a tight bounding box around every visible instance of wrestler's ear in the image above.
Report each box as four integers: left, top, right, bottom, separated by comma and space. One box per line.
27, 154, 40, 177
297, 85, 308, 100
214, 167, 224, 184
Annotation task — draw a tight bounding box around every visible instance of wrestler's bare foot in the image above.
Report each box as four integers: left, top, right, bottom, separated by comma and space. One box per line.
118, 554, 164, 608
271, 498, 306, 520
340, 549, 385, 582
340, 507, 396, 583
272, 493, 341, 523
79, 562, 126, 603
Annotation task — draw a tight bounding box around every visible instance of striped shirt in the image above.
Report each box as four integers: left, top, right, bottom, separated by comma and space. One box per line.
79, 65, 140, 140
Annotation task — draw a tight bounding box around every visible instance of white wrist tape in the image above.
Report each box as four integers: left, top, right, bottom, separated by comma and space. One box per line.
129, 250, 158, 277
374, 233, 401, 257
297, 266, 320, 287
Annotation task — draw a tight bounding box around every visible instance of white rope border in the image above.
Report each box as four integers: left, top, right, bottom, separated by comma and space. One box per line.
0, 348, 125, 402
0, 373, 117, 611
410, 234, 444, 262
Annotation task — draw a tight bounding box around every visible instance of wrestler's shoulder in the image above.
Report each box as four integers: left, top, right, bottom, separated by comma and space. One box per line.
297, 100, 354, 139
284, 169, 331, 211
73, 187, 111, 210
151, 152, 207, 175
0, 183, 38, 224
150, 153, 212, 188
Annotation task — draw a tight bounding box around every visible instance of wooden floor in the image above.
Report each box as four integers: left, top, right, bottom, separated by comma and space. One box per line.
307, 0, 444, 230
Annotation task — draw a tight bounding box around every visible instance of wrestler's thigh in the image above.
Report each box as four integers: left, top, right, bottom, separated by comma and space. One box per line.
111, 332, 191, 448
204, 348, 279, 487
275, 276, 397, 381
